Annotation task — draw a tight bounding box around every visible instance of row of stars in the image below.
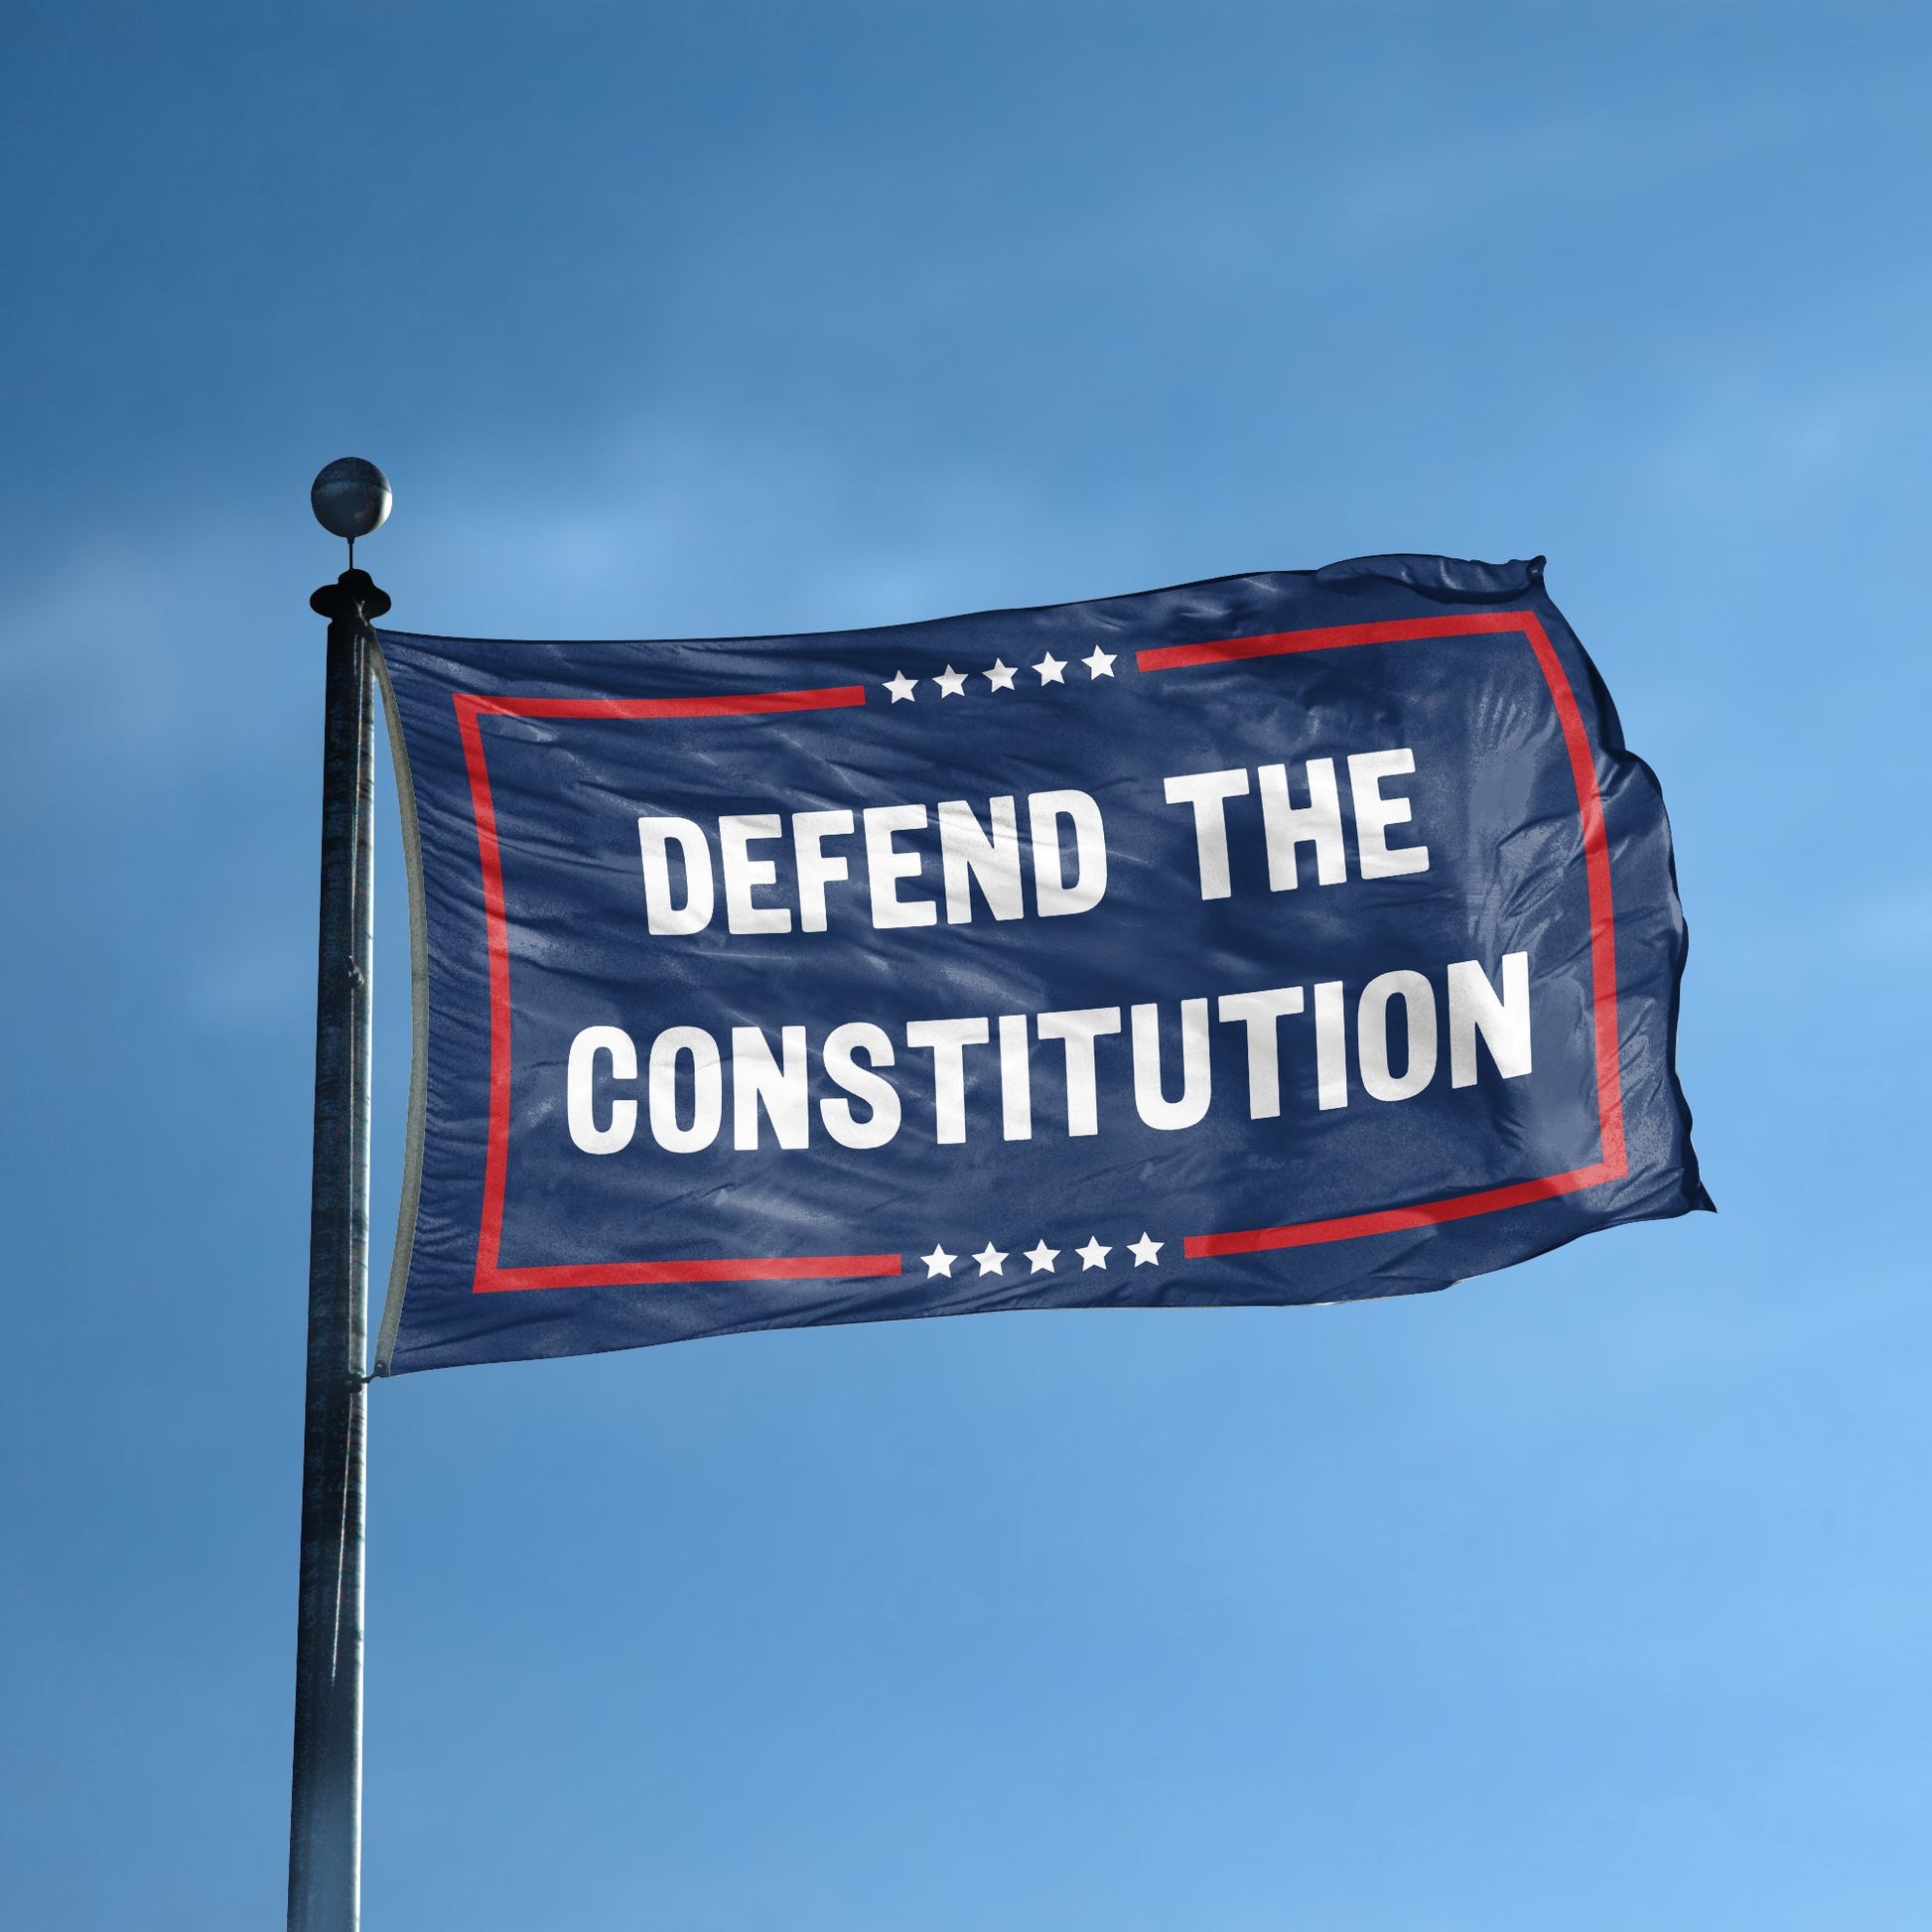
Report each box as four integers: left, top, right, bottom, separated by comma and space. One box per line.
919, 1233, 1164, 1279
884, 648, 1117, 702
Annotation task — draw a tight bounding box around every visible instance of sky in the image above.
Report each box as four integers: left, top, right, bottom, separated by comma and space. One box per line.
2, 2, 1929, 1926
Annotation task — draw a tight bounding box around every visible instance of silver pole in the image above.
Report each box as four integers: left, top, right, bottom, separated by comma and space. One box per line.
291, 462, 391, 1932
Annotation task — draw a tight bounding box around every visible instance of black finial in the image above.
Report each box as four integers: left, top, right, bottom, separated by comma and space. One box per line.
311, 570, 392, 626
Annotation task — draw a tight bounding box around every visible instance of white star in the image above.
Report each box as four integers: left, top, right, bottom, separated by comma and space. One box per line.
1075, 1236, 1112, 1271
1033, 652, 1066, 685
973, 1241, 1009, 1276
1081, 646, 1117, 679
983, 658, 1018, 692
1024, 1239, 1059, 1274
1129, 1232, 1164, 1267
884, 670, 918, 703
932, 665, 968, 697
921, 1245, 956, 1279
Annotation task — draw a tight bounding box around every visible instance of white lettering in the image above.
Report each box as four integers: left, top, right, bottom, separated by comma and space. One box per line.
719, 813, 791, 934
1131, 1000, 1212, 1130
1215, 987, 1306, 1119
939, 796, 1025, 923
1036, 1006, 1122, 1136
820, 1021, 900, 1148
567, 1026, 637, 1154
1313, 980, 1349, 1110
998, 1014, 1033, 1141
731, 1025, 810, 1149
636, 817, 715, 934
1029, 790, 1108, 917
1357, 970, 1438, 1101
904, 1017, 991, 1145
791, 809, 854, 933
864, 803, 938, 928
1163, 768, 1250, 899
1348, 749, 1430, 879
1449, 952, 1532, 1085
648, 1025, 723, 1153
1258, 757, 1346, 889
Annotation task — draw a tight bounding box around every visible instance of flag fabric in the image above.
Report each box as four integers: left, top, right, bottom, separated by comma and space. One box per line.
371, 554, 1707, 1375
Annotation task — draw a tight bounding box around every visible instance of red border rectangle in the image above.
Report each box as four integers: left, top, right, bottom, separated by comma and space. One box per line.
454, 612, 1625, 1293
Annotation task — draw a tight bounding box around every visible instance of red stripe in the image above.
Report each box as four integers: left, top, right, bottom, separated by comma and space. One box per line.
1519, 617, 1626, 1179
1185, 1164, 1615, 1257
455, 682, 885, 1295
1171, 608, 1629, 1254
469, 686, 867, 720
1136, 610, 1538, 672
476, 1253, 903, 1293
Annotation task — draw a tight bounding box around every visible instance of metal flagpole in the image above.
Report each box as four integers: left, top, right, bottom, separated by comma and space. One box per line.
290, 460, 392, 1932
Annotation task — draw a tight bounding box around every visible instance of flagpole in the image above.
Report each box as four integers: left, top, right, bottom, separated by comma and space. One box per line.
290, 461, 391, 1932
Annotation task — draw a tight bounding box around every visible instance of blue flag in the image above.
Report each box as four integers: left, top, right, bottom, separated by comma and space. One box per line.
371, 554, 1707, 1375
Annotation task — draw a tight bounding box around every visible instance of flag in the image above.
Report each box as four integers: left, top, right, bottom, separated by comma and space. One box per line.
371, 554, 1707, 1374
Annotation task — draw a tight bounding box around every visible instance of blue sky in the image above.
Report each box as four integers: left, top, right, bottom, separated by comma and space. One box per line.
3, 3, 1929, 1926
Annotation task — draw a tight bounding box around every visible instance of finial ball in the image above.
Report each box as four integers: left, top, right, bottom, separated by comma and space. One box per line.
311, 458, 393, 541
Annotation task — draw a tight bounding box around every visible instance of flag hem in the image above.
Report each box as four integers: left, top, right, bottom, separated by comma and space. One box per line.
370, 638, 431, 1378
